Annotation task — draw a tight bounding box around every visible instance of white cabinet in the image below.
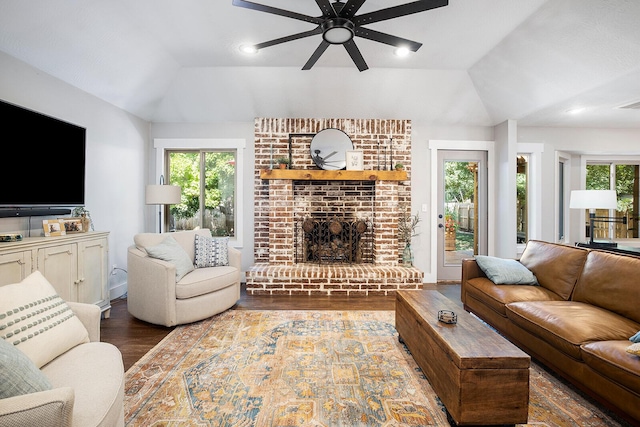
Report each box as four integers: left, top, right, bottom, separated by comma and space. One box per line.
0, 232, 110, 317
0, 248, 33, 285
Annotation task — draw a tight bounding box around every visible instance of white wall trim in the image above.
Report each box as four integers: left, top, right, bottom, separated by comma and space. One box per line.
516, 143, 544, 253
427, 140, 495, 283
153, 138, 246, 248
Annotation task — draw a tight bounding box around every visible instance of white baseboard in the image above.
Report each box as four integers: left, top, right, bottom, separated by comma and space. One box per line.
109, 281, 127, 301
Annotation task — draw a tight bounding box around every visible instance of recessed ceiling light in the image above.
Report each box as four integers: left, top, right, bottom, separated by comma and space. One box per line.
394, 47, 410, 57
566, 107, 586, 115
239, 44, 258, 54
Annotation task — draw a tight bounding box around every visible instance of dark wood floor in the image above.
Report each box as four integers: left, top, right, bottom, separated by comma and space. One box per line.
100, 283, 462, 371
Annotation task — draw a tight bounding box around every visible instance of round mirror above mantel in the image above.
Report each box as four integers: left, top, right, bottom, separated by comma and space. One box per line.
310, 128, 353, 170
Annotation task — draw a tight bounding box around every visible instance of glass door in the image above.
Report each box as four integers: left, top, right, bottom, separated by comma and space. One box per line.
437, 150, 487, 281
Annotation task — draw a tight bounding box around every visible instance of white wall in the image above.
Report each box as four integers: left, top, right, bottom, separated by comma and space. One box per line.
0, 51, 149, 299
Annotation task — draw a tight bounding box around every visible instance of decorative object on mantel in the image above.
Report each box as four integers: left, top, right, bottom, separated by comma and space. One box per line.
395, 162, 405, 171
345, 150, 363, 170
310, 128, 353, 170
275, 157, 290, 169
72, 206, 94, 231
399, 206, 420, 267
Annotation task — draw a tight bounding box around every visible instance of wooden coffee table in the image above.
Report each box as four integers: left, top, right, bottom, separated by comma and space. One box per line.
396, 290, 530, 426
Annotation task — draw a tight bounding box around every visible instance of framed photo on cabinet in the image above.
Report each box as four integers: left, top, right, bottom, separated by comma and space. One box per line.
42, 219, 66, 237
59, 217, 85, 233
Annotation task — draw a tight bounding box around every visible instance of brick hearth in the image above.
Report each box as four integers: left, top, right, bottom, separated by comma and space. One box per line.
247, 118, 424, 295
247, 264, 423, 296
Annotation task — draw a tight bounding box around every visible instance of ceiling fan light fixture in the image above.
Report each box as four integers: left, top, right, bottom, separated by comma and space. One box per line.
394, 47, 410, 57
239, 44, 258, 54
322, 18, 355, 44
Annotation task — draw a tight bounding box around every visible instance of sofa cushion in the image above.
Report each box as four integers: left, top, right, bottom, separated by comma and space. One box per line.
627, 343, 640, 356
518, 240, 588, 300
145, 236, 195, 281
465, 277, 564, 316
0, 337, 52, 398
572, 250, 640, 324
175, 266, 239, 299
194, 235, 229, 267
581, 341, 640, 394
134, 229, 213, 262
506, 300, 640, 360
0, 271, 90, 368
42, 341, 124, 427
474, 255, 538, 285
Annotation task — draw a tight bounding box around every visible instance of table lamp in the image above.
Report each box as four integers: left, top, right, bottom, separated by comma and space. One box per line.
569, 190, 618, 247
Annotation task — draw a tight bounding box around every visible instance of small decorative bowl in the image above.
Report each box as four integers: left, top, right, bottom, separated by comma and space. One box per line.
438, 310, 457, 324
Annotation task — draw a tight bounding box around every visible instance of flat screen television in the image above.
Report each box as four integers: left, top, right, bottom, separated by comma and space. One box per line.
0, 99, 86, 209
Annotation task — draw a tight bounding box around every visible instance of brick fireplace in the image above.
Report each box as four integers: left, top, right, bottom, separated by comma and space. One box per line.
247, 118, 424, 295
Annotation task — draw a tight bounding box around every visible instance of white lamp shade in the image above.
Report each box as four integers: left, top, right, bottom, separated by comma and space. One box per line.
569, 190, 617, 210
145, 184, 181, 205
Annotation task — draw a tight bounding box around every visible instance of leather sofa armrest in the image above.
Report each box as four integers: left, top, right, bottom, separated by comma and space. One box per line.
461, 258, 486, 305
67, 301, 101, 342
0, 387, 75, 427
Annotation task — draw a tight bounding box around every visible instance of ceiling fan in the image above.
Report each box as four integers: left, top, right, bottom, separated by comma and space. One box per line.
232, 0, 448, 71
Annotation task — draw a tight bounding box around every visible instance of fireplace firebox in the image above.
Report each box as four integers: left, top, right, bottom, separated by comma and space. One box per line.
295, 216, 373, 264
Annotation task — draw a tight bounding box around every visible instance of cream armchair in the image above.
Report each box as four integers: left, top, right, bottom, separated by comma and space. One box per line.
0, 301, 125, 427
127, 229, 241, 327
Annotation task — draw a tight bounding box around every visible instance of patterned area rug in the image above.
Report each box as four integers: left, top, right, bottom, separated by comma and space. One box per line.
124, 310, 627, 426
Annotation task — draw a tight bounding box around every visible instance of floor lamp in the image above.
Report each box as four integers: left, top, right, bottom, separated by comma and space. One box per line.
569, 189, 620, 247
145, 175, 181, 233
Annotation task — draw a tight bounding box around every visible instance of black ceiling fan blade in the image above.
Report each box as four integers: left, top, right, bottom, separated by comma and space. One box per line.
355, 27, 422, 51
343, 40, 369, 71
302, 40, 330, 70
232, 0, 323, 25
255, 27, 323, 50
353, 0, 448, 26
339, 0, 366, 18
315, 0, 338, 18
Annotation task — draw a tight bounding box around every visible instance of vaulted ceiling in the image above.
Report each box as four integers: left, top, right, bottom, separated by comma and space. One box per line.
1, 0, 639, 128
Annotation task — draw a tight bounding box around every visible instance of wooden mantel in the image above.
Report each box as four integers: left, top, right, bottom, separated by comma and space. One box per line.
260, 169, 407, 181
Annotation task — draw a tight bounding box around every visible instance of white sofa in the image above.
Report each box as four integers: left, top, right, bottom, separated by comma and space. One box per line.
0, 299, 125, 427
127, 229, 241, 327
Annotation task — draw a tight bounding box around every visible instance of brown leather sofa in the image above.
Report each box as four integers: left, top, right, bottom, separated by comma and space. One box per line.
461, 240, 640, 424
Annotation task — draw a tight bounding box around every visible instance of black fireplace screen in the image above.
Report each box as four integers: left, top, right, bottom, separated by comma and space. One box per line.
295, 215, 373, 264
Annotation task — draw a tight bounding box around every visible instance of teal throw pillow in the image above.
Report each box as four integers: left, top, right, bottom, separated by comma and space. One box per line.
0, 338, 52, 399
630, 331, 640, 343
475, 255, 538, 285
145, 236, 194, 281
194, 235, 229, 268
